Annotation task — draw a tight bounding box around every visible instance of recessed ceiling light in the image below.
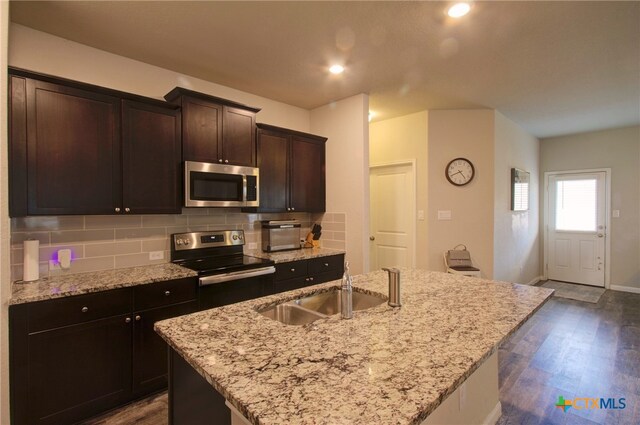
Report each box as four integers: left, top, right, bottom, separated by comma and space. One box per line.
329, 64, 345, 75
447, 2, 471, 18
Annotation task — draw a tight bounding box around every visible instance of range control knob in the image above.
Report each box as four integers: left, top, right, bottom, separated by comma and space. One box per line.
176, 239, 183, 246
232, 235, 238, 240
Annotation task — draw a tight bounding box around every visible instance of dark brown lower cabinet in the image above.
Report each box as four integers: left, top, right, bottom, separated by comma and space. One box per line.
11, 311, 132, 425
133, 301, 197, 396
10, 278, 198, 425
273, 254, 345, 294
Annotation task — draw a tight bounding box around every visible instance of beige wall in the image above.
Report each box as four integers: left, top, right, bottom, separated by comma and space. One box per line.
541, 126, 640, 290
1, 2, 11, 422
311, 94, 370, 274
427, 110, 495, 278
369, 111, 428, 270
494, 112, 540, 284
9, 24, 310, 132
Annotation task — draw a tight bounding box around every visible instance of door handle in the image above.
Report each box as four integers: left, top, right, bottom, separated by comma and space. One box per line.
370, 236, 375, 241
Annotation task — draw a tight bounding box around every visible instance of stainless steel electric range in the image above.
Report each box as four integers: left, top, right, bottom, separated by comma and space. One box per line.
171, 230, 275, 310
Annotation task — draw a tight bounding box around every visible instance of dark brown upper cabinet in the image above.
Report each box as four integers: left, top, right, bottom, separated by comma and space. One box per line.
254, 123, 326, 213
8, 68, 182, 216
164, 87, 260, 167
122, 100, 181, 214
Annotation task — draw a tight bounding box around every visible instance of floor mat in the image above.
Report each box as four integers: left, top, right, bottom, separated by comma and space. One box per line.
541, 280, 605, 303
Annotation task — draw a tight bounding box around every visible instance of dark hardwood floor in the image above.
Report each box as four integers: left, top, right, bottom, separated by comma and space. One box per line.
81, 290, 640, 425
498, 289, 640, 425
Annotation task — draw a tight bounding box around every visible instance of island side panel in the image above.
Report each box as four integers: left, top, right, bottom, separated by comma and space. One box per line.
168, 347, 231, 425
421, 352, 500, 425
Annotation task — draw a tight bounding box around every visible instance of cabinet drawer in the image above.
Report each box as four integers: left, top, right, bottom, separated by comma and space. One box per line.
274, 260, 308, 281
134, 277, 197, 311
274, 277, 310, 294
28, 288, 132, 333
308, 254, 345, 276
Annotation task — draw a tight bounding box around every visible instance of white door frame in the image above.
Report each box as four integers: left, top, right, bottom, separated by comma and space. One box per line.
543, 168, 611, 288
369, 160, 417, 269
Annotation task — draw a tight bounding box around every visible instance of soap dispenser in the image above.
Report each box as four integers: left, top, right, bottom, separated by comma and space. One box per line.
341, 261, 353, 319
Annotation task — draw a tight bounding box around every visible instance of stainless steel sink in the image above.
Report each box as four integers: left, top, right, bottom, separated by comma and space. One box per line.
258, 288, 386, 325
259, 304, 326, 326
294, 289, 386, 315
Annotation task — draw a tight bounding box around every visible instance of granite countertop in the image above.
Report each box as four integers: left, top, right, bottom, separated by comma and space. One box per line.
245, 247, 345, 263
155, 269, 553, 425
10, 263, 197, 305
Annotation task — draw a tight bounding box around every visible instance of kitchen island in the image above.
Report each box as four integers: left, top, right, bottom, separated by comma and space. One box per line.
155, 269, 553, 424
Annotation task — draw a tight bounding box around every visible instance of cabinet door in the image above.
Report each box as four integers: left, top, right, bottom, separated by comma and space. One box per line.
122, 100, 182, 214
256, 130, 289, 212
222, 106, 256, 167
25, 314, 132, 425
182, 96, 222, 163
133, 301, 197, 396
290, 136, 326, 212
26, 79, 121, 215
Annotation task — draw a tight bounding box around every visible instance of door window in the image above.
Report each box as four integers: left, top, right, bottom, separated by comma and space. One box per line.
555, 179, 597, 232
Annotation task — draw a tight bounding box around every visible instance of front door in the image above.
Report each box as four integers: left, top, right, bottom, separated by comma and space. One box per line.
369, 163, 415, 270
547, 172, 606, 287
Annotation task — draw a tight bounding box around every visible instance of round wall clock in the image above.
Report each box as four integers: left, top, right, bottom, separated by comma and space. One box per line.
445, 157, 475, 186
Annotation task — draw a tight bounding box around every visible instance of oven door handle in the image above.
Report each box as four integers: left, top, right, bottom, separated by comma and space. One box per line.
199, 266, 276, 286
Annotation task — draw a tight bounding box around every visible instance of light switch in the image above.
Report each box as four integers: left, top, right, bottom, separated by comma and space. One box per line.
437, 210, 452, 220
149, 251, 164, 260
417, 210, 425, 220
612, 210, 620, 218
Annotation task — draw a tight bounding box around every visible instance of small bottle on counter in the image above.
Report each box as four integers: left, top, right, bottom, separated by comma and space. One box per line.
341, 261, 353, 319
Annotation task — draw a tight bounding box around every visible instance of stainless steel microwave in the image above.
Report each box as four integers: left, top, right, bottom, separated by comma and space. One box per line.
184, 161, 259, 207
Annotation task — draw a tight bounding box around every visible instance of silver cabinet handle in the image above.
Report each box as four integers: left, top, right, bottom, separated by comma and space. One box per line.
219, 159, 223, 163
290, 268, 296, 272
165, 290, 171, 296
224, 159, 229, 163
199, 266, 275, 286
125, 207, 130, 212
81, 306, 89, 313
305, 278, 309, 282
287, 208, 291, 211
309, 277, 314, 281
135, 315, 141, 321
115, 207, 120, 212
125, 317, 131, 323
291, 207, 295, 211
324, 263, 329, 267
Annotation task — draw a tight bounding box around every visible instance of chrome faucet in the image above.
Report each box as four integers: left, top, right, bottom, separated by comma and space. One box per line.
382, 268, 401, 307
341, 261, 353, 319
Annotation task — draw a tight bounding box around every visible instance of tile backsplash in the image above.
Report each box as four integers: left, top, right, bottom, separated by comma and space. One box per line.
10, 208, 337, 281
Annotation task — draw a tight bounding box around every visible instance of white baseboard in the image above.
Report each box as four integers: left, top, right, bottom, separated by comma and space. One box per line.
484, 401, 502, 425
610, 285, 640, 294
523, 276, 544, 286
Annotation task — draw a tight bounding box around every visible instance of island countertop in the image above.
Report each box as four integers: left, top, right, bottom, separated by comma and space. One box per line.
154, 269, 553, 425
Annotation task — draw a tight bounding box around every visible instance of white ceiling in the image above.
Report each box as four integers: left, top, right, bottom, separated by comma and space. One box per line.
9, 1, 640, 138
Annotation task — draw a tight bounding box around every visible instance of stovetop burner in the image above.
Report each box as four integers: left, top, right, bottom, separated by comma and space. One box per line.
170, 230, 273, 276
176, 254, 273, 276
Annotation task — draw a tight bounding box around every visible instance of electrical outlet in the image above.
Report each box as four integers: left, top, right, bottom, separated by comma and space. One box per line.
149, 251, 164, 261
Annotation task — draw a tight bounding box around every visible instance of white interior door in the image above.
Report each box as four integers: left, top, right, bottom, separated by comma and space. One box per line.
547, 172, 606, 287
369, 163, 415, 271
